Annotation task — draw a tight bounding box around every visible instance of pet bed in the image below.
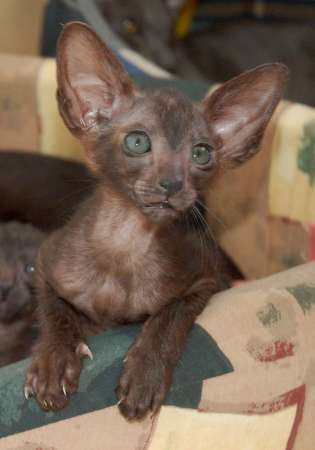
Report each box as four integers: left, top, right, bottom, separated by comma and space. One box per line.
1, 262, 315, 449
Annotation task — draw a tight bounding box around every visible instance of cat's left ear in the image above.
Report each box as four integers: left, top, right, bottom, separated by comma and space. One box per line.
202, 63, 288, 166
56, 21, 137, 135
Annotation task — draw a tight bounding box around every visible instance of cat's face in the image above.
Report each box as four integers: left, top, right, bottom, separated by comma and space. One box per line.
56, 22, 288, 224
98, 0, 183, 71
0, 222, 44, 323
93, 88, 217, 223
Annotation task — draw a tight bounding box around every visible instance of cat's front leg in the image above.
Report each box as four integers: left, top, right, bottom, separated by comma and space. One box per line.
24, 281, 91, 411
116, 280, 215, 420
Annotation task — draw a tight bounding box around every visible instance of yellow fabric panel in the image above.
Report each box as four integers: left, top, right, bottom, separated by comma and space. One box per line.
36, 59, 84, 162
269, 103, 315, 222
0, 53, 41, 151
148, 405, 296, 450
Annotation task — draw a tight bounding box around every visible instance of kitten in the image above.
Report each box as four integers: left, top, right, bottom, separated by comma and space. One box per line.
24, 22, 288, 420
0, 222, 44, 367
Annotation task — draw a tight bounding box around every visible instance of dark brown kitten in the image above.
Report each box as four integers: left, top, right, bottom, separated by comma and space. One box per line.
0, 222, 44, 367
24, 22, 288, 420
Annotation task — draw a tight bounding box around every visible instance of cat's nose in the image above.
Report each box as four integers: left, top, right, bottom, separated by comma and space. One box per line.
0, 283, 11, 301
159, 178, 183, 196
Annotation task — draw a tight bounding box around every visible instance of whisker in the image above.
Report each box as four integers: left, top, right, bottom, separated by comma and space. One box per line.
191, 207, 207, 272
194, 206, 217, 245
195, 198, 226, 231
193, 205, 220, 272
55, 184, 95, 206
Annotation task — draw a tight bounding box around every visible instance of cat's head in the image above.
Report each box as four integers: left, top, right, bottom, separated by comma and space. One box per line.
0, 222, 44, 323
56, 22, 288, 224
97, 0, 183, 71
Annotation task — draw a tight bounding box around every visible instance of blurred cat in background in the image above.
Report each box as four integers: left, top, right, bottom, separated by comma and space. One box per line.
98, 0, 315, 106
98, 0, 205, 80
0, 222, 44, 367
0, 152, 95, 367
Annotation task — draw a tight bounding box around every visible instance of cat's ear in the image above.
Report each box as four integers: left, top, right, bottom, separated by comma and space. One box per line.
56, 21, 136, 135
202, 63, 288, 166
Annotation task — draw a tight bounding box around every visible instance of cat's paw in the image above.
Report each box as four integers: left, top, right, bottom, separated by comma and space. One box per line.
24, 347, 82, 411
116, 346, 171, 420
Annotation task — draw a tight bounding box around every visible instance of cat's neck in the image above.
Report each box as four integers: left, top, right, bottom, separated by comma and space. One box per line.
88, 184, 158, 249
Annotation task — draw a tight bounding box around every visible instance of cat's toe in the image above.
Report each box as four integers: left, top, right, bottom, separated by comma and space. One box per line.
116, 349, 171, 420
24, 348, 82, 411
76, 342, 93, 360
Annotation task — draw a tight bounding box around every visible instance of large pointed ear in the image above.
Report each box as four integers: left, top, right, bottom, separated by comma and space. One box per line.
203, 63, 288, 166
56, 22, 136, 135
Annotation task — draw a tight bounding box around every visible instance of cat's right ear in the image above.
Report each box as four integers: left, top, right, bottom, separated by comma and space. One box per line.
202, 63, 288, 166
56, 22, 136, 136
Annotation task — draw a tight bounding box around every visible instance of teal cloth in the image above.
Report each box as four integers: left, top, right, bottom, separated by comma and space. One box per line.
0, 324, 232, 438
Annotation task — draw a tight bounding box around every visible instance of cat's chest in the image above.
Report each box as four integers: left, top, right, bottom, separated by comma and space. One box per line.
92, 253, 173, 321
80, 217, 183, 324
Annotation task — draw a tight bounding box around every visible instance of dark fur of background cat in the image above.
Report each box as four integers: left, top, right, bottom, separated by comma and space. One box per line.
0, 152, 95, 232
0, 222, 43, 367
183, 21, 315, 106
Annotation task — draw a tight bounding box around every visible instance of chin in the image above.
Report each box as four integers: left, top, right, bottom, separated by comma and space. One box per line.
141, 204, 179, 224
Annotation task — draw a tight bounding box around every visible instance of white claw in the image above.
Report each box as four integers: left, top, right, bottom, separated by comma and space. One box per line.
117, 398, 124, 406
24, 386, 31, 399
123, 356, 128, 363
42, 400, 48, 409
76, 342, 94, 360
62, 383, 67, 397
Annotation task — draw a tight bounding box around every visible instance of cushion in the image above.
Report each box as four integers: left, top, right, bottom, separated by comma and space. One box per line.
1, 262, 315, 449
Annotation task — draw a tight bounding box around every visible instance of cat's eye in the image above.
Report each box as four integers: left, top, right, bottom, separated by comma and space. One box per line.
124, 131, 151, 156
25, 263, 35, 275
191, 144, 212, 166
122, 18, 139, 34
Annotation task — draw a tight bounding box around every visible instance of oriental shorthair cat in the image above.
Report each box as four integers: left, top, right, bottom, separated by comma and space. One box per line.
24, 22, 288, 420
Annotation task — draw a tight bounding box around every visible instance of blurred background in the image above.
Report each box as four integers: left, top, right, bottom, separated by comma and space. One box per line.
1, 0, 314, 104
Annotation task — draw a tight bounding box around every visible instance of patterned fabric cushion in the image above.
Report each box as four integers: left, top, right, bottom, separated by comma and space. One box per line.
1, 262, 315, 449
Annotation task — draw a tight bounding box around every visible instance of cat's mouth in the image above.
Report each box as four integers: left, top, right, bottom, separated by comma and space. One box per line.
143, 200, 174, 210
141, 200, 178, 221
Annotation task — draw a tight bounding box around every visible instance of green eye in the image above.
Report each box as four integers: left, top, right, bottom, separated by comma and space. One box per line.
191, 144, 212, 166
124, 131, 151, 155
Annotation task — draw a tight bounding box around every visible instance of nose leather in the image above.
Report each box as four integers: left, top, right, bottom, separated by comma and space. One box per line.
159, 178, 183, 196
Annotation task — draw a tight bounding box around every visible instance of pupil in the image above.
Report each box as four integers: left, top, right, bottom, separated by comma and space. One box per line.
135, 137, 141, 146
